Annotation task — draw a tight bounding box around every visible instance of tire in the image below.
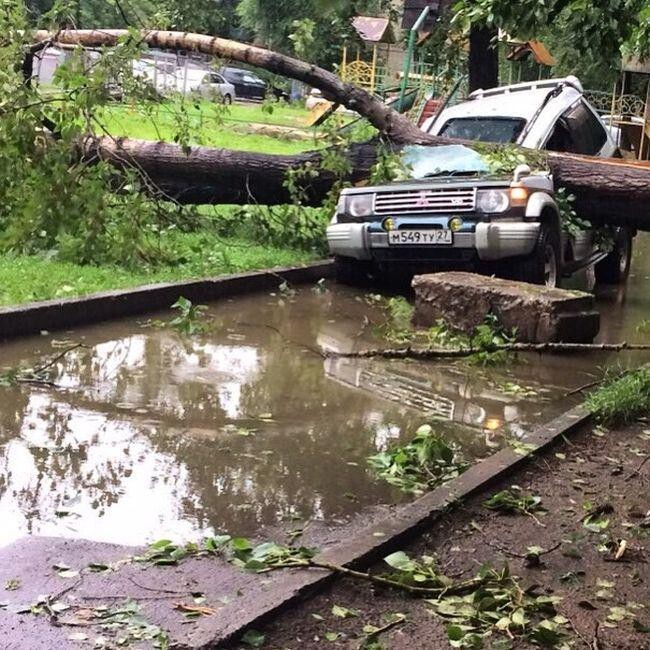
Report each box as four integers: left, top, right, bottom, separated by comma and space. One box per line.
334, 257, 374, 286
509, 222, 561, 287
595, 228, 633, 284
223, 94, 233, 105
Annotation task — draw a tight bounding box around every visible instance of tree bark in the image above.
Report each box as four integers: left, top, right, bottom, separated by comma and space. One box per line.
468, 25, 499, 92
33, 30, 650, 230
80, 137, 379, 206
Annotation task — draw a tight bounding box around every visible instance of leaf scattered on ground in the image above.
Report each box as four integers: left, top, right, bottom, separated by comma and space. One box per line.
331, 604, 358, 619
368, 424, 468, 495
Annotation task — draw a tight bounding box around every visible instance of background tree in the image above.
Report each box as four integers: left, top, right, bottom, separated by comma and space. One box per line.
24, 0, 241, 35
453, 0, 650, 91
237, 0, 394, 69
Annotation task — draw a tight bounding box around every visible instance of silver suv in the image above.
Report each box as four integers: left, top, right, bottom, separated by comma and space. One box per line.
327, 77, 634, 287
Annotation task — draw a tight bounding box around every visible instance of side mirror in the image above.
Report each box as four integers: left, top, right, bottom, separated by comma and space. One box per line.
514, 164, 531, 182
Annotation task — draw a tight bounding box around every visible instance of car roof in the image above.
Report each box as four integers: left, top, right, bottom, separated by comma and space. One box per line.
426, 77, 588, 146
442, 78, 583, 121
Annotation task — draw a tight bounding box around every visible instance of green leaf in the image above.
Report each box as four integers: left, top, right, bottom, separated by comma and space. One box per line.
324, 631, 340, 642
331, 604, 357, 619
205, 535, 231, 552
231, 537, 253, 552
511, 608, 527, 626
383, 551, 413, 571
244, 559, 268, 572
150, 539, 174, 549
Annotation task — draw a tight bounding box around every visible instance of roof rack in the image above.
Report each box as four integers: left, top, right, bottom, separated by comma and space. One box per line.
468, 75, 583, 100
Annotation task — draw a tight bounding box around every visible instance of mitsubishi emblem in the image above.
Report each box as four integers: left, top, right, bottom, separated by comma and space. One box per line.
416, 191, 429, 207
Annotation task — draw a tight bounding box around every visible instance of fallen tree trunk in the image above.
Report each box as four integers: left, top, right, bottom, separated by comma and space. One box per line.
84, 136, 650, 230
34, 30, 650, 230
79, 137, 379, 206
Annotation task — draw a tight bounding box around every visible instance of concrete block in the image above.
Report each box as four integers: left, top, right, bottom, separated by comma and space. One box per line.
412, 272, 600, 343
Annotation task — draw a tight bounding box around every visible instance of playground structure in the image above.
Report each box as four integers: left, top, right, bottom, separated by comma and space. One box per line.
340, 15, 437, 97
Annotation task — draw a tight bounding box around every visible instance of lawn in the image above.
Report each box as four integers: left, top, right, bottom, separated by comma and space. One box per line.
0, 234, 317, 307
100, 100, 320, 155
0, 102, 330, 307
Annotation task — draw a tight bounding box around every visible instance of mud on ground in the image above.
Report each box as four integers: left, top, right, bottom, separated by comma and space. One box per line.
248, 421, 650, 650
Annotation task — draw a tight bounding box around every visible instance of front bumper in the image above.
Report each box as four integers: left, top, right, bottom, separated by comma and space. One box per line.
327, 221, 540, 262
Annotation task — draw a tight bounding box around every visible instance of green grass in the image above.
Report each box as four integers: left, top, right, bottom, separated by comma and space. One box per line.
100, 101, 319, 155
585, 365, 650, 425
0, 234, 317, 307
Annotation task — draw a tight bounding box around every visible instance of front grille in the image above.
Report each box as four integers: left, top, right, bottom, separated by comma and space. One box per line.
374, 188, 475, 215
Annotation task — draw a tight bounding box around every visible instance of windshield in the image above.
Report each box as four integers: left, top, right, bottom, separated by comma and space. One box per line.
438, 117, 526, 144
401, 144, 489, 179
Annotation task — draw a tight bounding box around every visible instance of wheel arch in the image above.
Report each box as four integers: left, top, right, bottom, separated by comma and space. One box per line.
526, 192, 561, 231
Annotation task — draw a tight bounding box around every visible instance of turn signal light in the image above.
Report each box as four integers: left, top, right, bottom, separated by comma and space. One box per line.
485, 418, 503, 431
509, 186, 529, 207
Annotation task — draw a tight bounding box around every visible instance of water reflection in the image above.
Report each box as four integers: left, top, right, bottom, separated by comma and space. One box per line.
0, 235, 648, 547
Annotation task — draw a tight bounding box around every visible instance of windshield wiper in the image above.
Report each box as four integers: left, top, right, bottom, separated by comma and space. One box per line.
421, 170, 481, 178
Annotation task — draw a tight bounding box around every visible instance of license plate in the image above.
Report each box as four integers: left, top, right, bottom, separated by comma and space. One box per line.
388, 229, 453, 246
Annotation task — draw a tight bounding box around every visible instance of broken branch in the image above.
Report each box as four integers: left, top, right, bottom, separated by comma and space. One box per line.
324, 342, 650, 360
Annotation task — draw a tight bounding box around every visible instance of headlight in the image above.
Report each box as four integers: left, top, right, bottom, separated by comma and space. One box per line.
476, 189, 510, 213
347, 194, 374, 218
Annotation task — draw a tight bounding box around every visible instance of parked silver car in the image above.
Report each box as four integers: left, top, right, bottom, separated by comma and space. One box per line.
176, 68, 236, 103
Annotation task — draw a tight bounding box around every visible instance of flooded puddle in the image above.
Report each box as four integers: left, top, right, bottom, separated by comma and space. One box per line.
1, 235, 648, 548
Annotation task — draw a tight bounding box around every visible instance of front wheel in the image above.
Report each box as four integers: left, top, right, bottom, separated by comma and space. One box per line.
595, 228, 633, 284
509, 222, 561, 288
223, 94, 233, 105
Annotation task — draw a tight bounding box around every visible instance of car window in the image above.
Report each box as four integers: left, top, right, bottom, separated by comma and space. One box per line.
438, 117, 526, 144
544, 119, 574, 152
210, 73, 224, 84
557, 101, 607, 155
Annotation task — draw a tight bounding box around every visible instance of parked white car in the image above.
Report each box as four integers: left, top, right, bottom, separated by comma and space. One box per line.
175, 68, 236, 103
328, 76, 633, 288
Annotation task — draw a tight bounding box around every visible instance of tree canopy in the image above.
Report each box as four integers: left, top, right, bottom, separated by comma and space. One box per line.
453, 0, 650, 88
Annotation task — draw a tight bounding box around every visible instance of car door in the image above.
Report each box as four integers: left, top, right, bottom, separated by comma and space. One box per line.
208, 73, 225, 97
545, 100, 615, 157
224, 70, 247, 97
195, 73, 214, 98
543, 101, 613, 259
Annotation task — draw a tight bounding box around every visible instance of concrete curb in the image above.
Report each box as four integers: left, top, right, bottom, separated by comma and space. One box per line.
0, 261, 334, 341
214, 405, 592, 648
